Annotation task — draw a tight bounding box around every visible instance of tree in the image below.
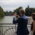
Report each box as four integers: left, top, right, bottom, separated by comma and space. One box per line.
13, 7, 23, 16
9, 11, 13, 15
25, 5, 35, 16
0, 6, 4, 17
4, 11, 13, 16
25, 5, 30, 16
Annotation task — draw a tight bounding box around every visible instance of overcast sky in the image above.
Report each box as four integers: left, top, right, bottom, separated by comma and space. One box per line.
0, 0, 35, 11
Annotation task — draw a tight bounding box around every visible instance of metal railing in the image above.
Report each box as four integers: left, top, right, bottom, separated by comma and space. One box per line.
0, 23, 31, 35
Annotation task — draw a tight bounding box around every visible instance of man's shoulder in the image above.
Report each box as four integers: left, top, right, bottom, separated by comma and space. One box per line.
25, 16, 28, 19
25, 16, 28, 18
23, 16, 28, 20
18, 16, 28, 19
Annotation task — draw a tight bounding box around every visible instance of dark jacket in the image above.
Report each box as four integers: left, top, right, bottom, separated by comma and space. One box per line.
13, 15, 29, 35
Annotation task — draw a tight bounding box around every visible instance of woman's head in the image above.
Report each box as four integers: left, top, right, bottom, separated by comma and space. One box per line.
32, 13, 35, 21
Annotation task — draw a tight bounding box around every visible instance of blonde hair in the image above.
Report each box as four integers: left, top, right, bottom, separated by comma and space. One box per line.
19, 9, 25, 14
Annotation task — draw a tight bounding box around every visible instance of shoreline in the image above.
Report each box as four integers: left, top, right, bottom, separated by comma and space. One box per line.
0, 16, 4, 19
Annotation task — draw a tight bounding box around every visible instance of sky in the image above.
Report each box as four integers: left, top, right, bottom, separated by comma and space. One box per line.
0, 0, 35, 11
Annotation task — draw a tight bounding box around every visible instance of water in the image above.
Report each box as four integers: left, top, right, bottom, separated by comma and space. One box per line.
0, 16, 14, 23
0, 16, 32, 24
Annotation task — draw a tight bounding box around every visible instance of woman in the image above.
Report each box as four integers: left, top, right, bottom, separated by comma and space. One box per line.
31, 13, 35, 35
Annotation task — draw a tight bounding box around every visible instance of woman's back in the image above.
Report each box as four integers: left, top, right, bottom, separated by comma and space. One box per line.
33, 21, 35, 30
31, 13, 35, 35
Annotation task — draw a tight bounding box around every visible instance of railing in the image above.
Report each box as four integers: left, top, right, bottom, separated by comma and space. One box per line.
0, 23, 31, 35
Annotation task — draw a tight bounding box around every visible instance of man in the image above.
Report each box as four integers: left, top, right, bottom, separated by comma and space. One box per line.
13, 9, 29, 35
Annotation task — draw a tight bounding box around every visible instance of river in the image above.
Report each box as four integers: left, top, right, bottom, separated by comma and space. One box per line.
0, 16, 14, 23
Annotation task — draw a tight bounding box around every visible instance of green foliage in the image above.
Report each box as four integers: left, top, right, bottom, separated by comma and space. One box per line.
25, 5, 35, 16
13, 6, 35, 16
13, 7, 23, 16
4, 11, 13, 16
0, 6, 35, 16
0, 6, 4, 17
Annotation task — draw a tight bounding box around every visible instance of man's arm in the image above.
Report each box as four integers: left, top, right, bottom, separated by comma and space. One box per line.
13, 17, 22, 24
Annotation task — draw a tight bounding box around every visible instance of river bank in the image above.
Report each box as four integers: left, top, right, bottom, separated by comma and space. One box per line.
0, 16, 5, 19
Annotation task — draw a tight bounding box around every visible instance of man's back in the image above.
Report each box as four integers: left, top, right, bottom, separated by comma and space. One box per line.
18, 15, 28, 28
17, 15, 28, 33
13, 15, 29, 35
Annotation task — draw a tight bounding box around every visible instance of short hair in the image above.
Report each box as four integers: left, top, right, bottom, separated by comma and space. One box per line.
32, 13, 35, 21
19, 9, 25, 14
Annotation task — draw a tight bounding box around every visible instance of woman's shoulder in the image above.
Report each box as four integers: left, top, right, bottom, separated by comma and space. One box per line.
32, 21, 35, 25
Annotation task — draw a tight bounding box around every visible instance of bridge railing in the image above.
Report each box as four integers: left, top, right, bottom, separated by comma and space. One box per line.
0, 23, 31, 35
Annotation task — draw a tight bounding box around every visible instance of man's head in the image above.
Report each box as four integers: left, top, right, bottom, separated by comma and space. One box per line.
19, 9, 25, 16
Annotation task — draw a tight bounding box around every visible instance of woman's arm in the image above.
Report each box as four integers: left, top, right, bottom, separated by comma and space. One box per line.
32, 21, 35, 35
